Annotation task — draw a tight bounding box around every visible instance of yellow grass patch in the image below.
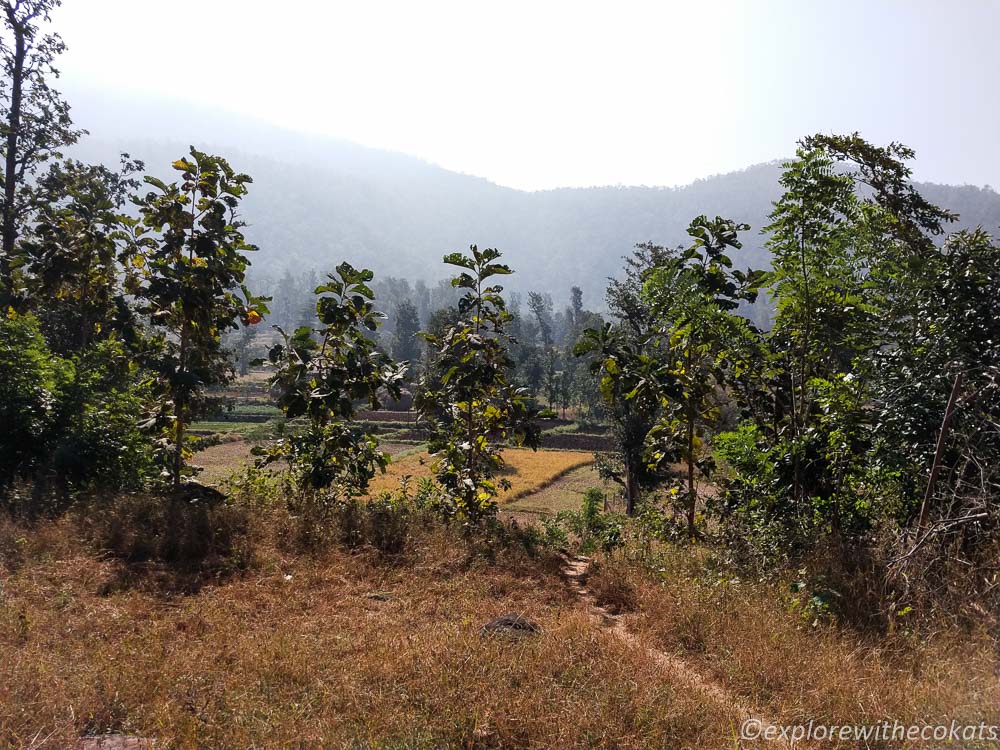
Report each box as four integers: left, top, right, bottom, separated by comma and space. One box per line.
0, 519, 736, 749
368, 448, 595, 502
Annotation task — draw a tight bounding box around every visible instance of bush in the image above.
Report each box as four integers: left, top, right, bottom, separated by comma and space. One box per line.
553, 487, 624, 554
86, 492, 256, 574
1, 315, 158, 513
280, 490, 423, 557
711, 422, 799, 564
537, 408, 558, 420
587, 560, 638, 614
0, 313, 73, 503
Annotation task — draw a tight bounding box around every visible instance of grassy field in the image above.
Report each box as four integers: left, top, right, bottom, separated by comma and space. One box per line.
504, 464, 614, 516
0, 519, 739, 750
3, 512, 993, 749
194, 440, 424, 486
194, 438, 597, 516
366, 448, 595, 502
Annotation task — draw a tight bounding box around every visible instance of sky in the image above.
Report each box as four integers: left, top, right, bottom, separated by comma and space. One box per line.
52, 0, 1000, 191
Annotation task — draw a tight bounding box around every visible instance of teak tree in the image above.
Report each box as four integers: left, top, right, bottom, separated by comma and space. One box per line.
416, 245, 540, 521
131, 149, 268, 487
260, 263, 406, 493
642, 215, 763, 536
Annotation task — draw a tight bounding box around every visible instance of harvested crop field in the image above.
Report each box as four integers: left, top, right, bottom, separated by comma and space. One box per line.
194, 440, 423, 487
504, 464, 615, 517
366, 448, 595, 501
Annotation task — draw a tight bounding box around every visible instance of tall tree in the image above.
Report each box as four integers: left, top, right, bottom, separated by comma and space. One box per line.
575, 244, 678, 515
643, 216, 763, 536
0, 0, 81, 296
392, 298, 421, 366
131, 149, 268, 487
17, 156, 144, 354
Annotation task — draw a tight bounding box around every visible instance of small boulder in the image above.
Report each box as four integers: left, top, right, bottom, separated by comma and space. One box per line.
74, 735, 154, 750
169, 481, 227, 505
480, 612, 541, 637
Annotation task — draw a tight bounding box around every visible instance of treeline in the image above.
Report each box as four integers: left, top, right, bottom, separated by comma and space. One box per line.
573, 134, 1000, 625
249, 268, 607, 417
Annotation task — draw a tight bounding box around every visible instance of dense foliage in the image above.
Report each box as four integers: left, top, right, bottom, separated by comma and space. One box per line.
415, 246, 540, 521
260, 262, 405, 493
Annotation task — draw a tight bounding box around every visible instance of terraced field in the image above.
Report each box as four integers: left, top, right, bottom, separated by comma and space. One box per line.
365, 447, 595, 502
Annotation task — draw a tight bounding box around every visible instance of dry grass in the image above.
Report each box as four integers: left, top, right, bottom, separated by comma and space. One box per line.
367, 448, 595, 502
595, 550, 999, 744
504, 464, 613, 517
1, 515, 739, 750
4, 504, 996, 749
192, 439, 256, 485
195, 440, 422, 487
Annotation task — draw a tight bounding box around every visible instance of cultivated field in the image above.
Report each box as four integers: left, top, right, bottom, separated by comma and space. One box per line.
366, 447, 595, 502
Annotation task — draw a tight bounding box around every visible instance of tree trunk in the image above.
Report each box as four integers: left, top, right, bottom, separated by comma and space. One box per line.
173, 316, 190, 488
1, 14, 26, 284
624, 461, 637, 516
686, 403, 697, 538
916, 371, 964, 531
173, 395, 185, 489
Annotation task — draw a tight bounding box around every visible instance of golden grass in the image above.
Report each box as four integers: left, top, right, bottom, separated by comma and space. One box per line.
367, 448, 595, 502
1, 516, 737, 750
504, 464, 614, 517
4, 507, 995, 749
589, 553, 1000, 745
195, 440, 422, 487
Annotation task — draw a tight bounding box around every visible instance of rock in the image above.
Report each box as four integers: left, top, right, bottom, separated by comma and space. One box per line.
480, 612, 541, 637
74, 735, 154, 750
168, 481, 227, 505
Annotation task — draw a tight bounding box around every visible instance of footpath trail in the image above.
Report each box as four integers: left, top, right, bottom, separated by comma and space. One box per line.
560, 554, 792, 750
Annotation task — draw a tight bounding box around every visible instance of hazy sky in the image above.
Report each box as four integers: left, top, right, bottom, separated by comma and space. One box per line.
54, 0, 1000, 191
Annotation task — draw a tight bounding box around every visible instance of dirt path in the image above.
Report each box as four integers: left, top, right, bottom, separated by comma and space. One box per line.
561, 555, 790, 749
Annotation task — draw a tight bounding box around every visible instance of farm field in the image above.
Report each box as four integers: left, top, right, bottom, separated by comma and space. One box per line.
504, 464, 614, 516
366, 447, 596, 502
194, 439, 424, 487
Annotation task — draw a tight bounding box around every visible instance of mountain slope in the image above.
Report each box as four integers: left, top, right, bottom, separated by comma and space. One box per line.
67, 93, 1000, 307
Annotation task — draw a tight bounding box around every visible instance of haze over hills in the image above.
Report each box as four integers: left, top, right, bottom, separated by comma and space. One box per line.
67, 89, 1000, 310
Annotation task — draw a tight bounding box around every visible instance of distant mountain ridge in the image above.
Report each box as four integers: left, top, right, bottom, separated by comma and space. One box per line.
66, 89, 1000, 307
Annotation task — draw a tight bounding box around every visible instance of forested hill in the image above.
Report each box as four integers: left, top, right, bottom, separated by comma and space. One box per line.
68, 93, 1000, 309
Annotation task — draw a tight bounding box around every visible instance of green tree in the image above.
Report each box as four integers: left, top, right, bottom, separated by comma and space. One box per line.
575, 243, 678, 515
575, 321, 674, 515
764, 146, 872, 523
643, 216, 763, 536
261, 263, 406, 492
0, 0, 81, 296
0, 309, 71, 501
415, 245, 540, 521
392, 298, 421, 366
17, 156, 144, 354
131, 149, 269, 487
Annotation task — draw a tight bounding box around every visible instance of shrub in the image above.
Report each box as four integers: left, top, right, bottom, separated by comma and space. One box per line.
553, 487, 624, 554
280, 491, 421, 557
587, 560, 638, 614
0, 313, 73, 504
86, 493, 256, 574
